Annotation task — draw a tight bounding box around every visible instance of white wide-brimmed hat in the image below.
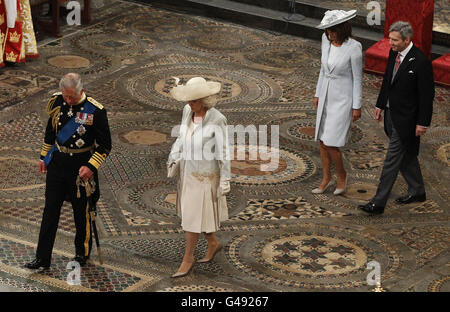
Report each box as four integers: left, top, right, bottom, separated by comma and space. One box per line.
316, 9, 357, 29
169, 76, 221, 102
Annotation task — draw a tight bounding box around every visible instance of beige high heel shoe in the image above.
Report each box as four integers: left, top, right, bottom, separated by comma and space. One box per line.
171, 261, 195, 278
333, 177, 347, 195
197, 244, 223, 263
311, 180, 333, 194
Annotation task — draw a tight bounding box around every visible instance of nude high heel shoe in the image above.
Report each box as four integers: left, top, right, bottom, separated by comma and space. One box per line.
311, 180, 333, 194
197, 244, 223, 263
333, 177, 347, 195
171, 261, 195, 278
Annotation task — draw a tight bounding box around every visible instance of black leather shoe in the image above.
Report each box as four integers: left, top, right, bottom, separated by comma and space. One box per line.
24, 258, 50, 270
358, 202, 385, 215
72, 255, 89, 267
395, 193, 426, 204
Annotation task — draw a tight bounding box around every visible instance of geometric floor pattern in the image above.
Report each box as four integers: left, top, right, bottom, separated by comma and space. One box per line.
0, 0, 448, 292
301, 0, 450, 33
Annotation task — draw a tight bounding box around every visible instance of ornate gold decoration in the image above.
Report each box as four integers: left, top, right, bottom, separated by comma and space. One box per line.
9, 31, 21, 43
77, 125, 86, 136
19, 0, 39, 56
0, 14, 5, 26
46, 94, 61, 129
5, 51, 17, 62
87, 97, 104, 110
75, 139, 85, 148
68, 107, 74, 117
191, 171, 220, 182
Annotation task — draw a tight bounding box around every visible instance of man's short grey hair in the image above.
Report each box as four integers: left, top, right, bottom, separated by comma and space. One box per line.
59, 73, 83, 93
389, 21, 414, 40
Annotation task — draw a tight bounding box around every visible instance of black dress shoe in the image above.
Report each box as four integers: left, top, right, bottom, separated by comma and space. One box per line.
358, 202, 385, 215
395, 193, 426, 204
72, 255, 89, 267
24, 258, 50, 270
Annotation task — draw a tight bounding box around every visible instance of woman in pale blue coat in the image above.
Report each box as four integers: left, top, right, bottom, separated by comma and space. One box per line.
312, 10, 363, 195
168, 77, 231, 278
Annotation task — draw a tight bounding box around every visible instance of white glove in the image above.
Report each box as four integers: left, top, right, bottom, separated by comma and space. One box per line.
218, 179, 230, 196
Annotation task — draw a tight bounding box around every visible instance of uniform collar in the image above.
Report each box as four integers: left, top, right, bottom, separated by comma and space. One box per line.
70, 92, 87, 106
77, 92, 87, 105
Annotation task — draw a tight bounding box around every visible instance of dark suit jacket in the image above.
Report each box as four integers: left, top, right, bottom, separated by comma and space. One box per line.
375, 45, 435, 155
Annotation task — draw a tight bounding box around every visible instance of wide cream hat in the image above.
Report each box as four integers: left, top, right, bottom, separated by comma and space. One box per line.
316, 9, 357, 29
169, 76, 221, 102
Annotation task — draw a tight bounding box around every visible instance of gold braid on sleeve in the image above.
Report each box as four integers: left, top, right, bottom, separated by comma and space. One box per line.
46, 95, 61, 129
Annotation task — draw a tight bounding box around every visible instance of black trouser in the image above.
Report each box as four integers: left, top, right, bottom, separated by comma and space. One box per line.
36, 151, 96, 263
372, 109, 425, 207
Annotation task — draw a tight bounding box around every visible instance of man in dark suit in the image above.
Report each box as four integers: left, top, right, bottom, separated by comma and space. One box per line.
359, 21, 434, 214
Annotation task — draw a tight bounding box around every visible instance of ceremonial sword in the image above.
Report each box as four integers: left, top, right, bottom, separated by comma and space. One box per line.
76, 176, 103, 265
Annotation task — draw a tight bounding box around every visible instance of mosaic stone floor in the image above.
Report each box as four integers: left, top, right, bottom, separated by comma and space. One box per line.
0, 0, 448, 292
303, 0, 450, 34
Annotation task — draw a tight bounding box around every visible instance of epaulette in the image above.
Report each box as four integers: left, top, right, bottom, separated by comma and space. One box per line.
46, 93, 61, 116
46, 93, 62, 129
87, 97, 104, 110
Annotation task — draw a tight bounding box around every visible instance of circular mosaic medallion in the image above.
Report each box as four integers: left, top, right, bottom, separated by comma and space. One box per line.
110, 120, 175, 156
436, 142, 450, 166
120, 64, 280, 111
342, 182, 378, 202
428, 276, 450, 292
26, 42, 111, 76
115, 11, 202, 41
231, 146, 315, 185
119, 129, 167, 146
128, 180, 178, 218
287, 121, 363, 144
47, 55, 91, 69
0, 157, 45, 191
227, 225, 404, 289
72, 30, 152, 59
244, 42, 321, 69
261, 235, 367, 276
187, 27, 246, 51
155, 75, 242, 101
127, 180, 239, 218
183, 26, 269, 52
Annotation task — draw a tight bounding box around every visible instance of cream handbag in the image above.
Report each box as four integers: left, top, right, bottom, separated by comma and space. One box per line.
166, 160, 180, 178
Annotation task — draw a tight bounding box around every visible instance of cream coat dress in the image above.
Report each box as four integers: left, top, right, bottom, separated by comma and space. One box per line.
168, 104, 231, 233
314, 33, 363, 147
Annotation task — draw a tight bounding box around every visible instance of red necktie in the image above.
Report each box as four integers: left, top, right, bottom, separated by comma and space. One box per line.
394, 52, 401, 72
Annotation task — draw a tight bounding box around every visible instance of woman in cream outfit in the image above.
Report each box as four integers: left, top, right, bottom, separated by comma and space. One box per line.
168, 77, 231, 278
313, 9, 362, 195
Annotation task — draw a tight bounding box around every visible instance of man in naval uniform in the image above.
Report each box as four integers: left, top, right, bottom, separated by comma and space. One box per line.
25, 73, 111, 269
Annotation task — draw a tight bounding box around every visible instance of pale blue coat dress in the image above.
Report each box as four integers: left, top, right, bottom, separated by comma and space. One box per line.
314, 33, 363, 147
